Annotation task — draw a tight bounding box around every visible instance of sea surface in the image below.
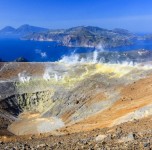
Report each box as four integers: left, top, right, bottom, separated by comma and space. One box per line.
0, 38, 152, 62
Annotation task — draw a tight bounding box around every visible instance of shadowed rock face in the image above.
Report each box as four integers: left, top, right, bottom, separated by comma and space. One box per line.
0, 62, 152, 135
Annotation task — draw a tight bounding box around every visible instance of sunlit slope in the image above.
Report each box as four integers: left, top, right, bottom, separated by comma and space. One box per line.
60, 73, 152, 133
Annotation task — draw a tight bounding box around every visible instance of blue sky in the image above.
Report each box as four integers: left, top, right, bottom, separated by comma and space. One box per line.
0, 0, 152, 32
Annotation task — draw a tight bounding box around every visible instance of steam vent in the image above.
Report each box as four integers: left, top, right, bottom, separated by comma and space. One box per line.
0, 61, 152, 136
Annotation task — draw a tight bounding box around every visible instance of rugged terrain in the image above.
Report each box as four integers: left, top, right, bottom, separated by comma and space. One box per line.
1, 61, 152, 149
24, 26, 135, 48
1, 24, 152, 49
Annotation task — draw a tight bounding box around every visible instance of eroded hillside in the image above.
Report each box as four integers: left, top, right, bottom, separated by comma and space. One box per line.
0, 62, 152, 137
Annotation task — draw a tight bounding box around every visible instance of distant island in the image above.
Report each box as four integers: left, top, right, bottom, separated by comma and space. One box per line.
0, 24, 48, 38
23, 26, 136, 48
1, 24, 152, 48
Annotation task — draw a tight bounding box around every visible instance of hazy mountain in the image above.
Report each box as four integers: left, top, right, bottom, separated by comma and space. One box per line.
15, 24, 48, 35
0, 26, 16, 36
0, 24, 49, 37
0, 26, 16, 33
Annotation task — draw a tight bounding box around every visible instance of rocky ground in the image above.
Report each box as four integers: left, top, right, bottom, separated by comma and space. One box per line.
1, 62, 152, 149
1, 116, 152, 149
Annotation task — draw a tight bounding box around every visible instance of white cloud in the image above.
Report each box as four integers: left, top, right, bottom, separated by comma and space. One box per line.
35, 49, 47, 58
41, 52, 47, 58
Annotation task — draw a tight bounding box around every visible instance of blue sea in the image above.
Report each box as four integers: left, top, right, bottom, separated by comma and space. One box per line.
0, 38, 152, 62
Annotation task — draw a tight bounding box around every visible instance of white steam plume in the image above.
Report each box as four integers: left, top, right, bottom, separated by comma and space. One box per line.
35, 49, 47, 58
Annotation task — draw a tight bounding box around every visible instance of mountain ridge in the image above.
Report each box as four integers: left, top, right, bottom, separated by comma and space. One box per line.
0, 24, 49, 37
23, 25, 136, 48
0, 25, 149, 48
